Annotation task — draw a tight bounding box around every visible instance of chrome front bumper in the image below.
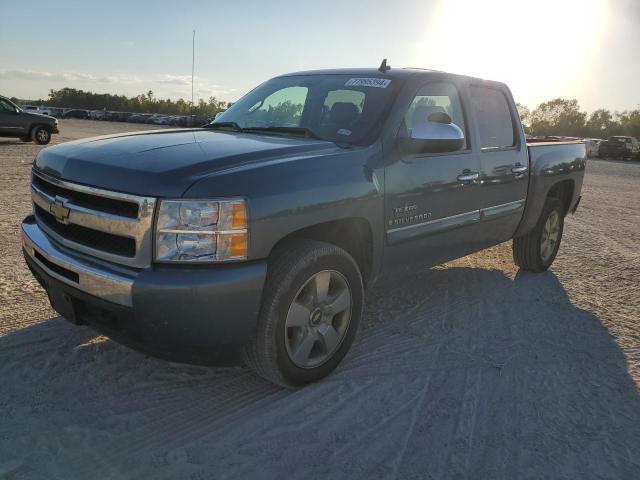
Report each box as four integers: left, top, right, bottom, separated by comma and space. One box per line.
21, 217, 135, 306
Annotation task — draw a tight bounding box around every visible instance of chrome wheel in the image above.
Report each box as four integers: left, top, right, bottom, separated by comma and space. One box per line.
540, 210, 560, 263
284, 270, 352, 369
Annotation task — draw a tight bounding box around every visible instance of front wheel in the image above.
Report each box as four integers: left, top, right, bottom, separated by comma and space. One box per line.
244, 240, 364, 387
513, 197, 565, 272
31, 126, 51, 145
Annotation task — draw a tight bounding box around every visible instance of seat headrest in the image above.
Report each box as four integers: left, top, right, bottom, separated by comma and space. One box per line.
411, 105, 446, 128
329, 102, 359, 125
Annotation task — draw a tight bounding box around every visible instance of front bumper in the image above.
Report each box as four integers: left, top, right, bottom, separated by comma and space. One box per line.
22, 215, 267, 365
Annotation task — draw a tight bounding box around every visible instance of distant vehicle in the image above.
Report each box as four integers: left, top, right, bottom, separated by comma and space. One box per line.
38, 107, 64, 118
598, 136, 640, 160
22, 66, 586, 386
584, 139, 600, 158
0, 96, 59, 144
21, 105, 39, 112
62, 109, 89, 119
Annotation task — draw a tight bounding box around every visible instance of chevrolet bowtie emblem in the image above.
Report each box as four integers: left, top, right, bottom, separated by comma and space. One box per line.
50, 197, 71, 223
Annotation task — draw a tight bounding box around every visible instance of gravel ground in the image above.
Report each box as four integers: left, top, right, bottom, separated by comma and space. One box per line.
1, 120, 639, 479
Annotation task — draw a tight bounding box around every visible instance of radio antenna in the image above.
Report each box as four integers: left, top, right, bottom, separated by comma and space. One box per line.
378, 58, 391, 73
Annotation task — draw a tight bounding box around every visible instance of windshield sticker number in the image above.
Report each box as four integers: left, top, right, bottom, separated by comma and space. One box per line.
345, 78, 391, 89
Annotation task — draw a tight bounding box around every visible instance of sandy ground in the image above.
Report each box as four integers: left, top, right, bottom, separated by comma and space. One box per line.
0, 120, 639, 479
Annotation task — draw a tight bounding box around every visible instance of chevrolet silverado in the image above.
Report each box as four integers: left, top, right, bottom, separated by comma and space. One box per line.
22, 64, 585, 387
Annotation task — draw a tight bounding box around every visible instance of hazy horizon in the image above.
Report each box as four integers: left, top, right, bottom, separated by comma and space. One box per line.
1, 0, 638, 112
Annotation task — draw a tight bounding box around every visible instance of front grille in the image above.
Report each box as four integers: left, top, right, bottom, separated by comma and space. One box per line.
31, 170, 156, 267
32, 174, 139, 218
35, 204, 136, 257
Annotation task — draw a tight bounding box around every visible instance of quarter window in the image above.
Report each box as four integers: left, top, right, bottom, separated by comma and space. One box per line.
469, 86, 516, 149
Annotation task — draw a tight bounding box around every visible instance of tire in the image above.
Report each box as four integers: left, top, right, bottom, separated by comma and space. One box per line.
31, 126, 51, 145
513, 197, 565, 272
244, 240, 364, 388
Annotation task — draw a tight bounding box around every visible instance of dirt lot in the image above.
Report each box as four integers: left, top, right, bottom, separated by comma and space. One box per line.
1, 120, 639, 479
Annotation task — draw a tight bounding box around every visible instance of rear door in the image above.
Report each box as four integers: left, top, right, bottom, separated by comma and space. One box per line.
468, 84, 529, 243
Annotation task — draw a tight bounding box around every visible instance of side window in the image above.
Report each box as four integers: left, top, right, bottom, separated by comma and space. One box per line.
469, 86, 516, 149
0, 99, 16, 113
404, 82, 467, 149
243, 86, 308, 127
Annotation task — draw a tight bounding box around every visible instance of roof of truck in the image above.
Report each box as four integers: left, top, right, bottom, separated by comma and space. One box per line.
278, 67, 505, 85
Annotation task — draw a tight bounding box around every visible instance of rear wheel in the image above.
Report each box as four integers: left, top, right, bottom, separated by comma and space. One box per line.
31, 126, 51, 145
513, 197, 565, 272
244, 240, 363, 387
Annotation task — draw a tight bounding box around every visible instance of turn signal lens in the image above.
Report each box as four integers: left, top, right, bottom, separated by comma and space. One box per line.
231, 202, 247, 229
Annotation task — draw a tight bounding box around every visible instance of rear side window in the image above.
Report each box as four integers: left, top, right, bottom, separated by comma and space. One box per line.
469, 86, 516, 149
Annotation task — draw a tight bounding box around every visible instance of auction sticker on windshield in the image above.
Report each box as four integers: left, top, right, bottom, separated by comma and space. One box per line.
345, 78, 391, 88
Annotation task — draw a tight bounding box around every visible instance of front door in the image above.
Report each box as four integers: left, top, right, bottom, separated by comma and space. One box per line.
383, 80, 486, 272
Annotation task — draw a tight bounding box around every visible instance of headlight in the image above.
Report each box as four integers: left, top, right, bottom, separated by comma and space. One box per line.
155, 199, 248, 262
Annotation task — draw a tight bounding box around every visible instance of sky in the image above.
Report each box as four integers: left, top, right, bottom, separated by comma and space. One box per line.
1, 0, 638, 113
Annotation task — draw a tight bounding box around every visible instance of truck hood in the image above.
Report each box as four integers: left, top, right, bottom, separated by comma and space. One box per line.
34, 129, 337, 196
24, 111, 57, 124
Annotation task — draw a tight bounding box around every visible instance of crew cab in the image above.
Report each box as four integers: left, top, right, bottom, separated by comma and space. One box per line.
0, 96, 59, 144
21, 65, 585, 387
598, 135, 640, 160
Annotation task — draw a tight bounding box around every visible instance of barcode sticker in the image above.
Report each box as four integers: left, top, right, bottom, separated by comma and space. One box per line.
345, 78, 391, 88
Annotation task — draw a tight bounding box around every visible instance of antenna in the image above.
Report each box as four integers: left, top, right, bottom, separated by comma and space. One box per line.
378, 58, 391, 73
191, 29, 196, 123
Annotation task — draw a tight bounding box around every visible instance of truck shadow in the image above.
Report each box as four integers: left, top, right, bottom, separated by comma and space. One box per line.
1, 266, 639, 479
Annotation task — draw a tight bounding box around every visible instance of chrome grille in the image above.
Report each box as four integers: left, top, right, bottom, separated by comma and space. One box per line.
31, 170, 156, 268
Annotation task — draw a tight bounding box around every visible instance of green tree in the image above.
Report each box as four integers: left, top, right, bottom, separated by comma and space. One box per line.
530, 98, 587, 137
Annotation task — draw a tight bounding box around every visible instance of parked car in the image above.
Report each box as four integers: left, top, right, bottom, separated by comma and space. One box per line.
21, 66, 585, 387
38, 107, 64, 118
62, 109, 89, 119
0, 95, 59, 144
598, 136, 640, 160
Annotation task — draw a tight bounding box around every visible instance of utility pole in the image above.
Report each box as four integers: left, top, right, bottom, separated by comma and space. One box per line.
191, 29, 196, 125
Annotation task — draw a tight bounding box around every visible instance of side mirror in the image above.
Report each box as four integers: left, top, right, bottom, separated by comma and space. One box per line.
399, 113, 465, 154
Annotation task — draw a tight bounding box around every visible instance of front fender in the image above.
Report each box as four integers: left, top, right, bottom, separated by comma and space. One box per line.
183, 143, 385, 266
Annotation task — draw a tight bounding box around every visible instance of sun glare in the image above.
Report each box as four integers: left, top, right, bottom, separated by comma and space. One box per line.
415, 0, 606, 106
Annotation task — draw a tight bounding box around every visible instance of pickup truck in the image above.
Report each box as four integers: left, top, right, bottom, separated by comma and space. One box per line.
21, 65, 585, 387
0, 96, 59, 144
598, 135, 640, 160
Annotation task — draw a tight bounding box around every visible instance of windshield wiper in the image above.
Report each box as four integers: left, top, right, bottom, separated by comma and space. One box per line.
242, 126, 322, 140
202, 122, 242, 131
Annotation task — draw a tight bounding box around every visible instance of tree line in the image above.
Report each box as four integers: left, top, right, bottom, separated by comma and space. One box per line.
13, 87, 232, 117
516, 98, 640, 139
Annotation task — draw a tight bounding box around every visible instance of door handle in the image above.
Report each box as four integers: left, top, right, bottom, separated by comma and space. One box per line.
457, 171, 479, 183
511, 164, 528, 174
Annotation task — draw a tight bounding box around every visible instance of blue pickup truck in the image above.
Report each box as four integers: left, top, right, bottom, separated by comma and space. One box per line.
22, 64, 585, 387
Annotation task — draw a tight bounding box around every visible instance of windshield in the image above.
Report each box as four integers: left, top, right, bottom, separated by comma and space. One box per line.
211, 74, 399, 146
